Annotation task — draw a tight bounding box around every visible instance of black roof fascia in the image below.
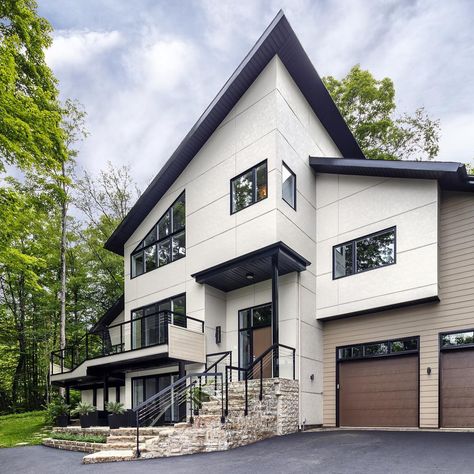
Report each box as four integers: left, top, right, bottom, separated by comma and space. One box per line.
191, 241, 310, 292
105, 10, 364, 256
309, 157, 474, 192
90, 294, 124, 333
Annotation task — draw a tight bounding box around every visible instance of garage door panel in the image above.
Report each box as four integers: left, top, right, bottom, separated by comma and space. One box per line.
441, 350, 474, 428
339, 355, 419, 427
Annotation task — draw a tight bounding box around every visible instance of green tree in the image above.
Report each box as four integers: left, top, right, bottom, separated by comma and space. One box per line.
0, 0, 66, 173
323, 65, 440, 161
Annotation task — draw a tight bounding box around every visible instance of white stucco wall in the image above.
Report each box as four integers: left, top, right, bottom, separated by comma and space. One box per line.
315, 175, 439, 319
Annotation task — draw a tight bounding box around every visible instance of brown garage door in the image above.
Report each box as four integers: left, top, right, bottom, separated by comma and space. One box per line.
441, 350, 474, 428
338, 355, 419, 427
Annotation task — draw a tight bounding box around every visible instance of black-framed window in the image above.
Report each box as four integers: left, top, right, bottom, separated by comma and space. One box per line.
282, 162, 296, 209
131, 192, 185, 278
131, 294, 186, 350
231, 161, 267, 214
440, 330, 474, 349
333, 227, 396, 279
337, 337, 418, 361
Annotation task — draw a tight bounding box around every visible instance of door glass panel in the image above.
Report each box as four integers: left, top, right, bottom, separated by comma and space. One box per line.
239, 309, 251, 329
132, 379, 144, 408
252, 305, 271, 328
131, 309, 143, 349
239, 330, 251, 369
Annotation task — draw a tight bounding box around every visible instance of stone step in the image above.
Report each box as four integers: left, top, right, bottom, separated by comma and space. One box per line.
83, 450, 136, 464
104, 442, 137, 450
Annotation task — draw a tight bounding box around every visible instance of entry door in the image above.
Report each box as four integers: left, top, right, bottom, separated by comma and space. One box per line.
239, 303, 272, 378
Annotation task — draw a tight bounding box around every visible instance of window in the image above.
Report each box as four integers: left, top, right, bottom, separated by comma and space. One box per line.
131, 294, 186, 350
441, 330, 474, 349
231, 161, 267, 213
337, 337, 418, 361
282, 162, 296, 209
333, 227, 396, 279
131, 192, 185, 278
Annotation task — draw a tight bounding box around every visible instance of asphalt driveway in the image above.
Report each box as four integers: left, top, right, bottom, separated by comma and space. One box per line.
1, 430, 473, 473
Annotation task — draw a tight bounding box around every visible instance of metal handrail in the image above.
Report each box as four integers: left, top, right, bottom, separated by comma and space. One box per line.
50, 310, 205, 375
224, 343, 296, 417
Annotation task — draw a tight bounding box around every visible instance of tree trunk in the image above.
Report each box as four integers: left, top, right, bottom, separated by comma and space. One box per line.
59, 162, 68, 397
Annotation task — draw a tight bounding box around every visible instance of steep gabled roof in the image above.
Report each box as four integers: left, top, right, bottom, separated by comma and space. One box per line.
309, 157, 474, 192
104, 10, 364, 255
90, 294, 124, 333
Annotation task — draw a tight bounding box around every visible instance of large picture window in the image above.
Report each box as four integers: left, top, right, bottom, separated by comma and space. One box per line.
231, 161, 267, 214
131, 192, 185, 278
333, 227, 396, 279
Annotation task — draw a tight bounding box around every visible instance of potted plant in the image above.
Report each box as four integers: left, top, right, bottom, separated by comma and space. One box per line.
106, 401, 127, 429
46, 397, 70, 427
191, 385, 211, 415
71, 401, 97, 428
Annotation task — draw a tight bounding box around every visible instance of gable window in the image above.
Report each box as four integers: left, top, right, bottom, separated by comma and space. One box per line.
333, 227, 396, 279
231, 161, 267, 214
131, 192, 185, 278
282, 162, 296, 209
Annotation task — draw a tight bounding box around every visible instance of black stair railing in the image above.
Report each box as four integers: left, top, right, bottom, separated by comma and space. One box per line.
224, 343, 295, 417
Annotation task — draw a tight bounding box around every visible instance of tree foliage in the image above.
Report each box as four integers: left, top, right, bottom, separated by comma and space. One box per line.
0, 0, 66, 173
323, 65, 440, 161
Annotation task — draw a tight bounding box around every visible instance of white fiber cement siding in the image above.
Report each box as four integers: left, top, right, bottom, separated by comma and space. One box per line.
315, 175, 439, 319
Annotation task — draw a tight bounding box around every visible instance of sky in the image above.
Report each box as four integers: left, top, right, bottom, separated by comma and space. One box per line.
38, 0, 474, 189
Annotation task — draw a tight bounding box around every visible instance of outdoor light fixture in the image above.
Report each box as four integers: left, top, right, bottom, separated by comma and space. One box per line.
427, 367, 432, 375
310, 374, 315, 381
246, 272, 254, 280
215, 326, 222, 344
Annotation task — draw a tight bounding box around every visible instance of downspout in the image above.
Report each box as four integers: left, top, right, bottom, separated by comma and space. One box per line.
297, 272, 302, 430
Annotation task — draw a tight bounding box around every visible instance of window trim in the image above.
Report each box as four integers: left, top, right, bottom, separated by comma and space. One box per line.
336, 336, 419, 362
230, 160, 268, 215
281, 161, 296, 210
130, 192, 185, 279
332, 226, 397, 280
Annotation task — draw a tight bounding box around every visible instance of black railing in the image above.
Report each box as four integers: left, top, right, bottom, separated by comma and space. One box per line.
50, 310, 205, 375
134, 371, 225, 457
225, 343, 295, 417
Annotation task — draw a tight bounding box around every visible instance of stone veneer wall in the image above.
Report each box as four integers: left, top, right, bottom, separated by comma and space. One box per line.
141, 378, 298, 459
43, 438, 107, 453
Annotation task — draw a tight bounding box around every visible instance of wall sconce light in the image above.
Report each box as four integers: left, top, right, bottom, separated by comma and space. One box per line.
215, 326, 222, 344
427, 367, 432, 375
246, 272, 254, 280
310, 374, 314, 381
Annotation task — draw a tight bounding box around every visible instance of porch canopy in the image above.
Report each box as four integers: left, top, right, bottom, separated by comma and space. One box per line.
191, 241, 310, 293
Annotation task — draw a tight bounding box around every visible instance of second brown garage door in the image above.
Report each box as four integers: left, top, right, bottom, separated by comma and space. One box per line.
338, 355, 419, 427
441, 349, 474, 428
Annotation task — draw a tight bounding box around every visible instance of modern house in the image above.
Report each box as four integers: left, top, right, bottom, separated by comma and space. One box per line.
50, 10, 474, 433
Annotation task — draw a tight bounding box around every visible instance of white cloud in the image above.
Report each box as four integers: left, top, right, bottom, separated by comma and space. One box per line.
46, 30, 122, 70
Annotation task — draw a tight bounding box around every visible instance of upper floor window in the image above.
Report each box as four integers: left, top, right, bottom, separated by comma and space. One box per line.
131, 192, 185, 278
282, 162, 296, 209
231, 160, 267, 214
333, 227, 396, 279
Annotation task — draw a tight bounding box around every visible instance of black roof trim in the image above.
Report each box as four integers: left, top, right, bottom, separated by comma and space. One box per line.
90, 294, 124, 333
309, 157, 474, 192
105, 10, 364, 255
191, 241, 310, 293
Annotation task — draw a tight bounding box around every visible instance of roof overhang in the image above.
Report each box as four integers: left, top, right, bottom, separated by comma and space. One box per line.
105, 10, 364, 256
191, 242, 310, 292
309, 157, 474, 192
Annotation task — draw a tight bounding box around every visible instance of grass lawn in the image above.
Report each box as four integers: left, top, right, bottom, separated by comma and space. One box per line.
0, 411, 49, 448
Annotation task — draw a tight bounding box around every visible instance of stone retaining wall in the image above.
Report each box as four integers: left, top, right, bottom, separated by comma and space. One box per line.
42, 438, 107, 453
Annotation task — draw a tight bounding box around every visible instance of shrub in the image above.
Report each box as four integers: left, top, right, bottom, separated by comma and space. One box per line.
105, 401, 125, 415
70, 401, 96, 417
49, 432, 106, 444
44, 397, 69, 425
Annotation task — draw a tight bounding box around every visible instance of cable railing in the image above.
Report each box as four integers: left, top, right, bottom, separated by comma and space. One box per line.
225, 343, 295, 416
50, 310, 205, 375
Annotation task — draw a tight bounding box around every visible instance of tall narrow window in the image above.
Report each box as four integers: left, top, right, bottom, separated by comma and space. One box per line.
282, 162, 296, 209
231, 161, 267, 214
131, 192, 186, 278
333, 227, 396, 279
